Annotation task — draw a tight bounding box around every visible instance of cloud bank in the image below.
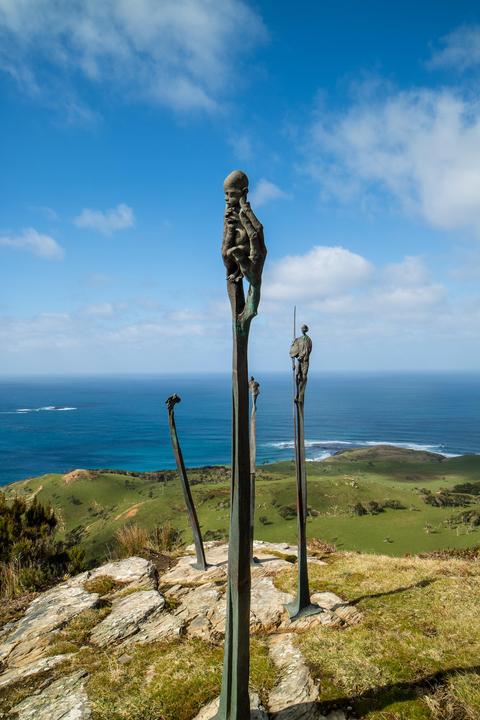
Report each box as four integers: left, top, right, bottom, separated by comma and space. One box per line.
0, 0, 266, 114
308, 84, 480, 235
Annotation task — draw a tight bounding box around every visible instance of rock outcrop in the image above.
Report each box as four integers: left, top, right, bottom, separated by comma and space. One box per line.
0, 544, 361, 719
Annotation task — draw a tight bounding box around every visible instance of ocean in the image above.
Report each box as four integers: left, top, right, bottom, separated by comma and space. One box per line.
1, 372, 479, 486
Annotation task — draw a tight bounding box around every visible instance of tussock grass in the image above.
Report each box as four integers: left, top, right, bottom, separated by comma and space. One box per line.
276, 552, 480, 719
114, 522, 182, 559
83, 575, 126, 595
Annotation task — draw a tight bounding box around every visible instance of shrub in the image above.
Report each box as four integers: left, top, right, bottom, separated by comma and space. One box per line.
204, 528, 227, 541
382, 499, 406, 510
448, 510, 480, 527
0, 493, 85, 599
423, 491, 471, 508
353, 502, 368, 516
451, 481, 480, 496
278, 505, 297, 520
367, 500, 384, 515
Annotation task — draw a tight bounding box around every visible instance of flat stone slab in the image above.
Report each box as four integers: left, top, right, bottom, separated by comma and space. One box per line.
311, 592, 362, 627
91, 590, 165, 646
268, 635, 319, 719
0, 556, 159, 677
86, 556, 157, 591
0, 654, 68, 690
124, 610, 185, 646
10, 669, 91, 720
0, 583, 100, 667
250, 576, 293, 632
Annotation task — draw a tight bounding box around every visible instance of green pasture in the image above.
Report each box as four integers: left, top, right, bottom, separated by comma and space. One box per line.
5, 446, 480, 562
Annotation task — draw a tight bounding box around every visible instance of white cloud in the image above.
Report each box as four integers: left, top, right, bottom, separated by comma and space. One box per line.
228, 133, 254, 162
383, 256, 430, 287
0, 0, 266, 113
0, 227, 64, 259
74, 203, 134, 235
250, 179, 289, 208
82, 302, 116, 317
0, 312, 77, 350
429, 25, 480, 72
308, 85, 480, 234
264, 246, 373, 301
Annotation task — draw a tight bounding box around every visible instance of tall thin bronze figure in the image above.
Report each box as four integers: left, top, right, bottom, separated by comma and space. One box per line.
217, 171, 266, 720
166, 394, 207, 571
286, 323, 323, 620
249, 376, 260, 562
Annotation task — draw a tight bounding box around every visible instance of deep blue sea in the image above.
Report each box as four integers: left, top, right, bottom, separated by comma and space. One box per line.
1, 373, 479, 486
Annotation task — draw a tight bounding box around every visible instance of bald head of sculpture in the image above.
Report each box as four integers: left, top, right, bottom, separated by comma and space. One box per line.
224, 170, 249, 210
301, 324, 309, 334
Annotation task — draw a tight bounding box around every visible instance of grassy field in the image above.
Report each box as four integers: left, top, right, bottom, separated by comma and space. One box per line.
4, 445, 480, 563
276, 550, 480, 720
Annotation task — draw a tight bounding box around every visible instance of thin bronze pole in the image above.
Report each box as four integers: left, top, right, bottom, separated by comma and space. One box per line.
249, 376, 260, 563
166, 394, 207, 571
286, 324, 323, 620
217, 171, 266, 720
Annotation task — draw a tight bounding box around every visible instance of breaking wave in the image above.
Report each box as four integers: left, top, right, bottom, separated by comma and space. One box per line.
1, 406, 77, 414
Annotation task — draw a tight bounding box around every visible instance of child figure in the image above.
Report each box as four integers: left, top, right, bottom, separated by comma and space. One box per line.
222, 170, 251, 282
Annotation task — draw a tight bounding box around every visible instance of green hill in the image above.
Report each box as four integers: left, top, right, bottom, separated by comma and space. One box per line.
4, 446, 480, 563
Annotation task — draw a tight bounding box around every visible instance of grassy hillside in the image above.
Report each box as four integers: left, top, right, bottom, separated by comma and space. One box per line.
4, 446, 480, 563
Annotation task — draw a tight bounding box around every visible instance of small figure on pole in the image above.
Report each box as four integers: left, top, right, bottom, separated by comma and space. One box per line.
286, 322, 323, 620
165, 394, 208, 571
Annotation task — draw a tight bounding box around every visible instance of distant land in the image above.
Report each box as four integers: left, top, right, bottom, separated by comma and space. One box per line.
5, 446, 480, 563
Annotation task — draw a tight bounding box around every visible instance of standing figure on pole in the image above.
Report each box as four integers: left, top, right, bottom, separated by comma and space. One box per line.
166, 394, 208, 571
249, 376, 260, 563
217, 170, 267, 720
286, 324, 323, 620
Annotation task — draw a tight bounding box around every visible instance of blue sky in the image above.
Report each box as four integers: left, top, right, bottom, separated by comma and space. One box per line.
1, 0, 480, 374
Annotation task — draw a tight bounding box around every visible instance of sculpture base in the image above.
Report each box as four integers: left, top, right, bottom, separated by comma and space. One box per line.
190, 562, 209, 571
195, 691, 267, 720
284, 600, 325, 622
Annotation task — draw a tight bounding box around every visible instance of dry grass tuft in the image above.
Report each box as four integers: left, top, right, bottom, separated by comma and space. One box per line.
308, 538, 337, 558
114, 522, 183, 559
0, 559, 23, 601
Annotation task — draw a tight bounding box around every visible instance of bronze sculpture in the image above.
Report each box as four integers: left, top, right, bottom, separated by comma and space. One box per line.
217, 171, 267, 720
286, 324, 323, 620
165, 394, 208, 571
249, 376, 260, 562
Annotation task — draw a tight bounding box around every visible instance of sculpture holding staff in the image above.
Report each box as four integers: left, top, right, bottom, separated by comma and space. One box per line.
286, 322, 323, 620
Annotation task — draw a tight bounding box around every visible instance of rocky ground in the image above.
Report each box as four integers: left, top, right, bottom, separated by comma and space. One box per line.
0, 541, 362, 719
